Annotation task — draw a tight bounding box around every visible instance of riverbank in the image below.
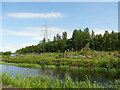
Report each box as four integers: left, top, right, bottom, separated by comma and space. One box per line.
1, 51, 120, 76
2, 51, 119, 69
1, 72, 120, 88
1, 61, 120, 73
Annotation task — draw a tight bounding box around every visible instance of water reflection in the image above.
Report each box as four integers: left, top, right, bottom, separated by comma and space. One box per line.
1, 64, 120, 84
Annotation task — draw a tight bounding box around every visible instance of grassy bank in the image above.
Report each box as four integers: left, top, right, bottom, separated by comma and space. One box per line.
1, 50, 120, 73
1, 73, 120, 88
2, 54, 119, 66
1, 61, 120, 73
0, 61, 42, 69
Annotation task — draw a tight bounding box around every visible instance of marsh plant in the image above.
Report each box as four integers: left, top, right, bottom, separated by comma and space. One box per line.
1, 73, 120, 88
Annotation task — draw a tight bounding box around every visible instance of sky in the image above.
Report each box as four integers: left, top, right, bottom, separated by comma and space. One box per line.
1, 2, 118, 52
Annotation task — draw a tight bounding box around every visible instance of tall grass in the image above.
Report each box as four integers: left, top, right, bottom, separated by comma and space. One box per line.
1, 73, 120, 88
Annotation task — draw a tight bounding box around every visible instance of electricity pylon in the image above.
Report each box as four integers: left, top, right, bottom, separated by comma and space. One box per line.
41, 24, 48, 42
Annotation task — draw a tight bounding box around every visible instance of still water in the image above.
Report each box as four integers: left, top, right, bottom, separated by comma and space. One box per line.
1, 64, 120, 84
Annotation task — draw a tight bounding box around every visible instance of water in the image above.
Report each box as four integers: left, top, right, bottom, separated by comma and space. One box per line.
1, 64, 120, 84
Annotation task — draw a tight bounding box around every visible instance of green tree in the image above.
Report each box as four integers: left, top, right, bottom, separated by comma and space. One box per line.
103, 30, 109, 51
53, 36, 56, 42
56, 34, 61, 41
3, 51, 12, 55
58, 39, 66, 52
72, 29, 79, 51
91, 30, 95, 38
83, 27, 90, 46
42, 37, 46, 43
62, 31, 67, 40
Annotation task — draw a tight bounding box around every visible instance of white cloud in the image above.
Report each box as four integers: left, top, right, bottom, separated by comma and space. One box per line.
92, 28, 118, 35
2, 27, 118, 52
7, 12, 64, 19
3, 27, 72, 40
2, 27, 73, 52
3, 28, 117, 41
26, 27, 63, 32
4, 30, 33, 36
26, 27, 72, 39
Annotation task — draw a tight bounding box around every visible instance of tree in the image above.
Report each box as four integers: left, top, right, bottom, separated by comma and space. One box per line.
58, 39, 66, 52
91, 30, 95, 38
16, 28, 119, 54
3, 51, 12, 55
95, 34, 103, 50
62, 31, 67, 40
78, 29, 84, 50
48, 39, 50, 42
56, 34, 61, 41
103, 30, 109, 51
90, 30, 95, 50
42, 37, 46, 43
83, 42, 90, 51
53, 36, 56, 42
72, 29, 79, 51
83, 27, 90, 46
110, 31, 118, 50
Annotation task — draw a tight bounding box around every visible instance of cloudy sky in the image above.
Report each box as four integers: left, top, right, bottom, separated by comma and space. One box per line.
1, 2, 118, 52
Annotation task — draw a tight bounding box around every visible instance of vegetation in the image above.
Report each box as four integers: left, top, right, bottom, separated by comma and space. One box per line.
1, 73, 120, 88
1, 28, 120, 88
1, 51, 13, 55
1, 61, 120, 73
16, 28, 120, 54
2, 48, 120, 72
1, 28, 119, 72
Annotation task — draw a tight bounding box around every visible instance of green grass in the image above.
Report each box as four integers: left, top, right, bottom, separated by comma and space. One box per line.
1, 72, 120, 88
1, 61, 120, 73
1, 51, 120, 72
1, 51, 120, 88
0, 61, 42, 69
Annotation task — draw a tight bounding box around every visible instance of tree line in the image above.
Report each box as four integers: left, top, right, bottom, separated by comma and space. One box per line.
16, 27, 120, 54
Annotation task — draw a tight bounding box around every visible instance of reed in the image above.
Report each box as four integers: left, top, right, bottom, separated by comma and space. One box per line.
1, 73, 120, 88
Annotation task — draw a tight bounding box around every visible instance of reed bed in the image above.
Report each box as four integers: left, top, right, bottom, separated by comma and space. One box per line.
1, 73, 120, 88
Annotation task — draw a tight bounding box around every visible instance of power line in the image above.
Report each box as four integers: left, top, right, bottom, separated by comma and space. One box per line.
41, 23, 48, 42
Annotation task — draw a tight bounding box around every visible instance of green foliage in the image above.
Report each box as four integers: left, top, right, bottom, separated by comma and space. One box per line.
2, 51, 12, 55
1, 73, 120, 88
62, 31, 67, 40
42, 37, 46, 43
56, 33, 61, 41
80, 43, 92, 56
97, 55, 120, 68
16, 28, 119, 54
2, 51, 120, 70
